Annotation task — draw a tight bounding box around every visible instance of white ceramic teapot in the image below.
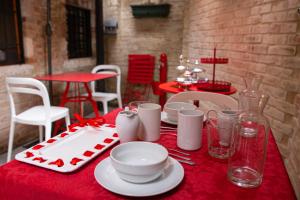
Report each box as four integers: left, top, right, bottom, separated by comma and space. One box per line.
115, 107, 140, 143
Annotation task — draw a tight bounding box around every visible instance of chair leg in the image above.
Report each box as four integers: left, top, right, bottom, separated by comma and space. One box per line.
39, 126, 43, 143
45, 122, 52, 140
103, 101, 108, 115
117, 96, 123, 108
65, 114, 71, 131
7, 121, 16, 162
80, 102, 85, 117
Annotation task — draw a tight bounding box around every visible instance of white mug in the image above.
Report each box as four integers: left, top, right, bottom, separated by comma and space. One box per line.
138, 103, 161, 142
177, 109, 204, 150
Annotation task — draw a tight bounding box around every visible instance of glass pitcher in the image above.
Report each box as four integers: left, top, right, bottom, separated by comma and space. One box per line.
227, 73, 270, 188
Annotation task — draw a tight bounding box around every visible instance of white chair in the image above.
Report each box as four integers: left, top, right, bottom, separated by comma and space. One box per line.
165, 91, 238, 115
6, 77, 70, 161
86, 65, 122, 114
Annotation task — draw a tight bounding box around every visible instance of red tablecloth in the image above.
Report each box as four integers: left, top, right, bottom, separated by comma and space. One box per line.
159, 81, 237, 95
0, 109, 296, 200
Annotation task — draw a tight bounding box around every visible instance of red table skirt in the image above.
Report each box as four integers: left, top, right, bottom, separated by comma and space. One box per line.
0, 109, 296, 200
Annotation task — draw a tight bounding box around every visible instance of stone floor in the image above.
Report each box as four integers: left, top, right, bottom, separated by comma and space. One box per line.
0, 146, 25, 166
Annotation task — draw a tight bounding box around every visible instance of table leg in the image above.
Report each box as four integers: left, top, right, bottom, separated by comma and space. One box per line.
53, 82, 71, 135
53, 82, 100, 135
59, 82, 71, 107
83, 82, 100, 117
159, 94, 166, 108
74, 82, 81, 116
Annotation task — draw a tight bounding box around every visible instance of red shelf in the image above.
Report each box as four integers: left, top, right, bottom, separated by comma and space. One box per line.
200, 58, 228, 64
196, 80, 231, 92
199, 48, 229, 86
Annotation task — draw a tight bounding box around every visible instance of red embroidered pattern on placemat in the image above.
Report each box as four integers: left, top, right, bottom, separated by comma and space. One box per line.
25, 152, 34, 158
94, 144, 105, 150
32, 145, 44, 150
49, 159, 64, 167
104, 138, 113, 143
113, 133, 118, 137
33, 157, 47, 163
60, 133, 68, 138
83, 151, 94, 157
70, 158, 83, 165
46, 139, 56, 143
69, 128, 77, 132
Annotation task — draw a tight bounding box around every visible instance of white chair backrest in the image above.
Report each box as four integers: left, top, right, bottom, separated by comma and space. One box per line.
166, 91, 238, 114
6, 77, 51, 117
91, 65, 121, 94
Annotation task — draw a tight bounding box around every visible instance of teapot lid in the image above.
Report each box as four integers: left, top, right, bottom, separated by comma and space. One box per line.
119, 107, 137, 118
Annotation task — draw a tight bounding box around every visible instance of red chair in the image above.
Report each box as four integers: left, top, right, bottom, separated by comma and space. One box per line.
123, 54, 155, 104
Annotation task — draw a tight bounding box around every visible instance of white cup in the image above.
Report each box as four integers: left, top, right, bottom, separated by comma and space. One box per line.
177, 110, 204, 150
138, 103, 161, 142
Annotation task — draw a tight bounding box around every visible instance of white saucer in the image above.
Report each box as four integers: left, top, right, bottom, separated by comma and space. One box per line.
161, 111, 178, 125
161, 111, 206, 125
94, 157, 184, 197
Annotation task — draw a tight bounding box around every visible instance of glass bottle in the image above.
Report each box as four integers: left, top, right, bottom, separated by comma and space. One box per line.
176, 55, 186, 83
227, 73, 270, 188
183, 59, 193, 85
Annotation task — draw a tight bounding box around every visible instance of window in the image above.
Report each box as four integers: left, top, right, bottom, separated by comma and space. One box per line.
0, 0, 24, 66
66, 5, 92, 59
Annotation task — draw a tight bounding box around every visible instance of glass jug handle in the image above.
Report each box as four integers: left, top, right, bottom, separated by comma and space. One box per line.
207, 110, 217, 127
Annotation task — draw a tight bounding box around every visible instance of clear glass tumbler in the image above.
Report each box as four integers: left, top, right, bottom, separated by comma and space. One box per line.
207, 120, 231, 159
207, 110, 238, 159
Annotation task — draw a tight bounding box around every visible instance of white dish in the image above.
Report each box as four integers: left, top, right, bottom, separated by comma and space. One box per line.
110, 142, 168, 183
94, 157, 184, 197
15, 124, 119, 173
161, 111, 206, 125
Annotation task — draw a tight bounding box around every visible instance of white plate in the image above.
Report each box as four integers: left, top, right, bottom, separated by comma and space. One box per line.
15, 124, 119, 173
94, 157, 184, 197
161, 111, 206, 125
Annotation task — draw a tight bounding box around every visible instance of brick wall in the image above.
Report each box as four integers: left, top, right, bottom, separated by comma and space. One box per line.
291, 94, 300, 195
0, 0, 298, 196
182, 0, 300, 197
103, 0, 188, 97
0, 0, 96, 153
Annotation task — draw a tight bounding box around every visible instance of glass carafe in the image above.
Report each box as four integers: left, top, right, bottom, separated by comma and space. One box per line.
227, 73, 270, 188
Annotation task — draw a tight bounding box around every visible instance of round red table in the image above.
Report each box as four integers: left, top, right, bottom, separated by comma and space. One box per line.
159, 81, 237, 95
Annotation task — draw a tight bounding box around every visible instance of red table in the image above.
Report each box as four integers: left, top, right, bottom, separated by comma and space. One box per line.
36, 72, 117, 118
159, 81, 237, 95
0, 109, 296, 199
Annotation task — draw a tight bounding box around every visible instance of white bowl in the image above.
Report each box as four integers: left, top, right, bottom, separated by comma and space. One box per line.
164, 102, 197, 122
110, 141, 169, 183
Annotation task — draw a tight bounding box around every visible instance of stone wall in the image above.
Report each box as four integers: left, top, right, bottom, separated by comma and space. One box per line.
0, 0, 96, 153
182, 0, 300, 197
